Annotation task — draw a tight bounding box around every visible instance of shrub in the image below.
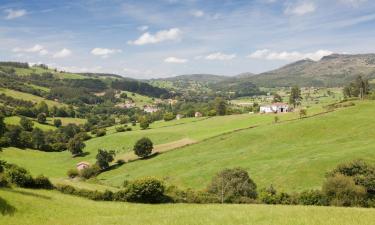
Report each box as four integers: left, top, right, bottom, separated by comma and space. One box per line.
37, 113, 47, 124
116, 159, 125, 165
163, 112, 175, 121
133, 137, 153, 158
115, 126, 126, 132
67, 135, 85, 156
208, 168, 257, 203
0, 174, 9, 187
125, 177, 166, 203
67, 168, 79, 178
139, 120, 149, 130
322, 174, 366, 207
33, 175, 53, 189
4, 165, 34, 187
96, 149, 116, 170
126, 127, 132, 131
298, 190, 327, 206
79, 165, 100, 179
96, 129, 106, 137
53, 119, 62, 128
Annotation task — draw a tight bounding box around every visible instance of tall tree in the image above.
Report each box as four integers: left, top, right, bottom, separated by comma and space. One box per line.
67, 135, 85, 156
289, 86, 302, 108
0, 114, 6, 136
96, 149, 116, 170
272, 93, 282, 103
214, 97, 227, 116
20, 117, 34, 131
32, 128, 45, 149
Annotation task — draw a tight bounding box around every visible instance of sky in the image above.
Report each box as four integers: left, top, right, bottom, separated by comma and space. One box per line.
0, 0, 375, 79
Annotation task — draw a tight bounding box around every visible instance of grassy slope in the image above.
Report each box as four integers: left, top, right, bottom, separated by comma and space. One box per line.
0, 188, 374, 225
0, 112, 299, 180
98, 101, 375, 191
4, 116, 56, 131
0, 88, 65, 107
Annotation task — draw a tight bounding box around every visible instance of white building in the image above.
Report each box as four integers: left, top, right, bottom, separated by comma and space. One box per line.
260, 103, 289, 114
143, 105, 159, 113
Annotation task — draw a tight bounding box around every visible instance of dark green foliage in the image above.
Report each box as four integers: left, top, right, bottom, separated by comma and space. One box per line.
343, 76, 370, 98
259, 185, 296, 205
133, 137, 153, 158
95, 129, 106, 137
139, 119, 149, 130
31, 128, 45, 149
322, 174, 366, 207
208, 168, 257, 203
163, 112, 175, 121
124, 178, 166, 203
298, 190, 327, 206
0, 114, 5, 136
115, 126, 126, 132
37, 113, 47, 124
4, 125, 22, 147
214, 97, 227, 116
53, 119, 62, 127
4, 164, 34, 187
20, 116, 33, 131
111, 80, 170, 98
33, 175, 53, 189
272, 93, 282, 103
289, 86, 302, 108
79, 165, 100, 179
96, 149, 116, 170
67, 135, 85, 156
67, 168, 79, 178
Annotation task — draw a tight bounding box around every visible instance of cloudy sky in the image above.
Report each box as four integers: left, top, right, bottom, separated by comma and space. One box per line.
0, 0, 375, 78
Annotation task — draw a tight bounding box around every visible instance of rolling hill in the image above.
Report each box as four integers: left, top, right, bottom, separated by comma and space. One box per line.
244, 54, 375, 87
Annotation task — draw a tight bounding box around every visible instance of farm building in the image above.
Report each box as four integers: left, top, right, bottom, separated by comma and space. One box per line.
76, 162, 90, 171
260, 103, 289, 114
143, 105, 159, 113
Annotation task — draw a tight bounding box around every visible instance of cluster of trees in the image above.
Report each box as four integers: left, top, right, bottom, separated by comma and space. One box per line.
0, 114, 88, 154
343, 76, 370, 99
111, 80, 170, 98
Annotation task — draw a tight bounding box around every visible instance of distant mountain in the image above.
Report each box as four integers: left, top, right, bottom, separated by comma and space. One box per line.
163, 74, 229, 83
235, 72, 256, 79
244, 54, 375, 87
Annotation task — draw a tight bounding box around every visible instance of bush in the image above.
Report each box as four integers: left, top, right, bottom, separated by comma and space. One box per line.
96, 129, 106, 137
53, 119, 62, 128
298, 190, 327, 206
115, 126, 126, 132
139, 120, 149, 130
208, 168, 257, 203
37, 113, 47, 124
0, 174, 9, 187
33, 175, 53, 189
322, 174, 366, 207
96, 149, 115, 170
79, 165, 100, 179
163, 112, 175, 121
124, 177, 166, 203
133, 137, 153, 158
67, 168, 79, 178
4, 165, 34, 187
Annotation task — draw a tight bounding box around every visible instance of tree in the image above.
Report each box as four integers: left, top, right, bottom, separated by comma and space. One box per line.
20, 117, 34, 131
37, 113, 47, 124
163, 112, 175, 121
96, 149, 116, 170
125, 178, 165, 203
53, 119, 62, 128
274, 116, 279, 123
214, 97, 227, 116
299, 109, 307, 118
133, 137, 153, 158
289, 86, 302, 108
32, 128, 45, 149
208, 168, 257, 203
0, 114, 6, 136
139, 119, 150, 130
322, 174, 366, 206
272, 93, 282, 103
67, 135, 85, 156
36, 101, 49, 116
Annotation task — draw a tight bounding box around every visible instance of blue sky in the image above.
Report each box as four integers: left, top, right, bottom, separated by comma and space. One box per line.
0, 0, 375, 78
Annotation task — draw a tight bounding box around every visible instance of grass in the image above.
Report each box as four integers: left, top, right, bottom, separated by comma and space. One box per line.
13, 67, 86, 79
4, 116, 56, 131
46, 117, 87, 126
0, 188, 374, 225
0, 88, 66, 107
98, 101, 375, 191
122, 91, 156, 107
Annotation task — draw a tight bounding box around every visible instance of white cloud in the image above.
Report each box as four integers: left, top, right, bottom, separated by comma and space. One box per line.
128, 28, 181, 45
91, 48, 122, 58
164, 57, 188, 63
137, 25, 149, 31
12, 44, 48, 56
53, 48, 72, 58
285, 2, 316, 16
248, 49, 333, 61
190, 10, 204, 18
4, 9, 27, 20
205, 52, 236, 61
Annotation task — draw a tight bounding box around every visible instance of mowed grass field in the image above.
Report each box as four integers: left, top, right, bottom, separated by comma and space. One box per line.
1, 188, 374, 225
4, 116, 56, 131
98, 101, 375, 191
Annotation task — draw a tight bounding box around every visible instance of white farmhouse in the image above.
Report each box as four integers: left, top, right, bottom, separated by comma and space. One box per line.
260, 103, 289, 114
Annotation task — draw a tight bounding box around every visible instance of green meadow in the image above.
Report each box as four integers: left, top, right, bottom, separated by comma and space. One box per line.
0, 88, 66, 107
0, 188, 374, 225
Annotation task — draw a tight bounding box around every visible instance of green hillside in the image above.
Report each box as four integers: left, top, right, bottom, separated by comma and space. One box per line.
1, 188, 374, 225
98, 101, 375, 191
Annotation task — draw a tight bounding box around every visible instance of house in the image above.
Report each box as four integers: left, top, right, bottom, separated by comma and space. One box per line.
260, 103, 289, 114
176, 114, 184, 120
195, 112, 203, 117
143, 105, 159, 113
116, 101, 136, 109
76, 162, 90, 171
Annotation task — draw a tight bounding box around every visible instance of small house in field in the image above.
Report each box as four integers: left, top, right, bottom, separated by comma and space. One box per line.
195, 112, 203, 117
260, 103, 289, 114
76, 162, 90, 171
